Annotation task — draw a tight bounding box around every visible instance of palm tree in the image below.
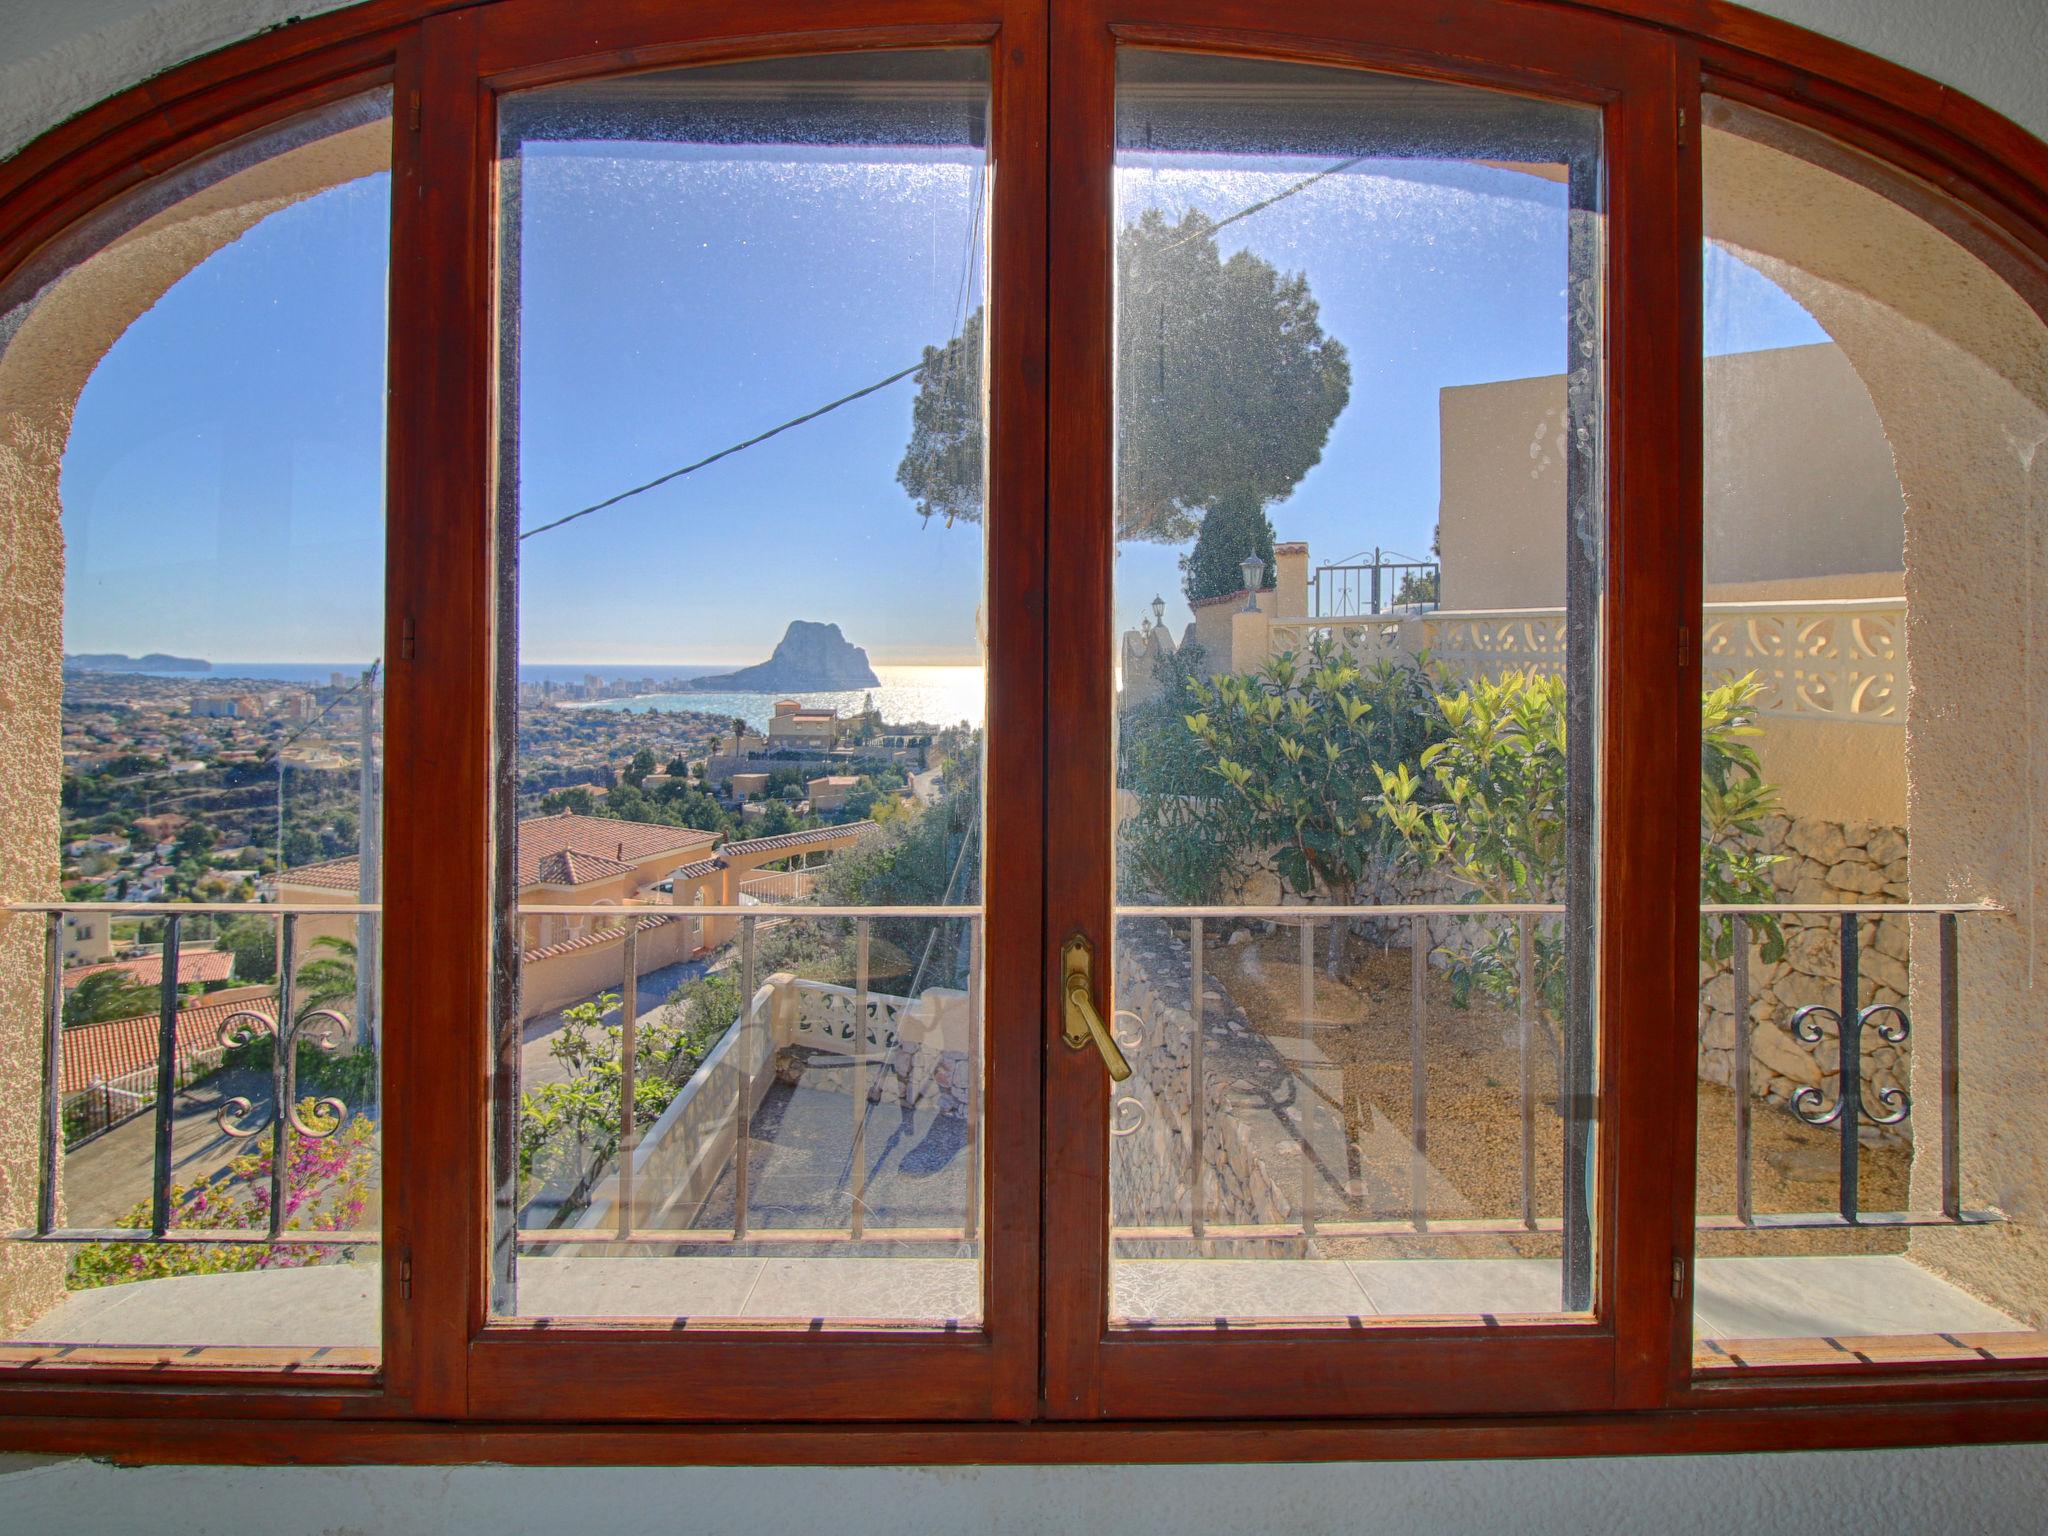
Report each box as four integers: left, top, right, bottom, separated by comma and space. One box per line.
292, 934, 356, 1024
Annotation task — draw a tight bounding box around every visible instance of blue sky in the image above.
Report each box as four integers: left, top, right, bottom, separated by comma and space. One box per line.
60, 138, 1822, 666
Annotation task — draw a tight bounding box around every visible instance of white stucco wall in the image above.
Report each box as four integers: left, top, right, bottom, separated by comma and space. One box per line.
2, 0, 2046, 1521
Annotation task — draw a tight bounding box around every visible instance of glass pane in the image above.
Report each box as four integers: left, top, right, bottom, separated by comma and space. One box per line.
0, 94, 391, 1363
1109, 52, 1602, 1325
492, 52, 988, 1325
1693, 98, 2048, 1368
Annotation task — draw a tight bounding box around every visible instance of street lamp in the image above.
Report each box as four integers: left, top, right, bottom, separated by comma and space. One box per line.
1240, 554, 1265, 613
1151, 593, 1167, 627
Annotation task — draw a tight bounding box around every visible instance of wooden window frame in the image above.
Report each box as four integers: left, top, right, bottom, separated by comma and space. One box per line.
0, 0, 2044, 1462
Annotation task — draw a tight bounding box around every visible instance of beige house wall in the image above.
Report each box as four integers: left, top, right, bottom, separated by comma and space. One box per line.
1439, 342, 1906, 611
1753, 718, 1907, 827
519, 917, 699, 1024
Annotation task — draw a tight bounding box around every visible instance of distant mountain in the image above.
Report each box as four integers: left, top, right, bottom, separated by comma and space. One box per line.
687, 622, 880, 693
65, 652, 211, 674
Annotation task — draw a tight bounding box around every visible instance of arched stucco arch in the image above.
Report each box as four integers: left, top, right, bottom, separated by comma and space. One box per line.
0, 101, 386, 1330
1701, 105, 2048, 1320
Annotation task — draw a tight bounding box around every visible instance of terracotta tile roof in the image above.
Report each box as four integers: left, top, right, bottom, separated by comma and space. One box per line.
670, 856, 725, 882
531, 848, 637, 887
521, 914, 675, 963
513, 813, 715, 887
281, 814, 716, 895
64, 951, 235, 989
60, 995, 281, 1098
720, 821, 876, 859
277, 856, 360, 891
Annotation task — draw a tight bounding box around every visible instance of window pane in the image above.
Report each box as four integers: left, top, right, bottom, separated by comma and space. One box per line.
492, 52, 988, 1325
0, 94, 391, 1364
1693, 98, 2048, 1368
1108, 52, 1602, 1324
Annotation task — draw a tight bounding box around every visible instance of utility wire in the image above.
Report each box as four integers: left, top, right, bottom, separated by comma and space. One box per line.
1158, 154, 1366, 251
520, 152, 1360, 542
519, 363, 927, 541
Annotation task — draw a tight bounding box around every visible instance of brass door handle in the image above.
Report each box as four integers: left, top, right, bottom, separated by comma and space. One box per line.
1061, 934, 1131, 1082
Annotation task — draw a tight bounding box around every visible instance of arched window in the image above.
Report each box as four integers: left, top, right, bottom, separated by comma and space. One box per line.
1, 0, 2046, 1460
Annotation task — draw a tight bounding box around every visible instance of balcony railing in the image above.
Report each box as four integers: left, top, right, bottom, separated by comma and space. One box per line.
6, 901, 380, 1250
7, 896, 1997, 1271
1310, 557, 1441, 617
1271, 596, 1905, 725
1107, 900, 2001, 1249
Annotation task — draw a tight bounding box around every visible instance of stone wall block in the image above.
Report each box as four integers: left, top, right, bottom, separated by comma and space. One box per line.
1753, 1021, 1825, 1085
1826, 858, 1890, 896
1787, 819, 1849, 864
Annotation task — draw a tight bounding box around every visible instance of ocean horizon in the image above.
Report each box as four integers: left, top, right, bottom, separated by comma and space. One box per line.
569, 663, 986, 733
70, 659, 987, 731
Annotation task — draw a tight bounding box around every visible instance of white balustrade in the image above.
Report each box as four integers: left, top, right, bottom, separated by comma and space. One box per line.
1270, 598, 1904, 725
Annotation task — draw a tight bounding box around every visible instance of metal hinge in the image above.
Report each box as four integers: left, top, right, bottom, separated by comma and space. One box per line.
408, 89, 422, 133
1678, 105, 1689, 148
399, 1250, 414, 1302
1671, 1256, 1687, 1300
400, 615, 417, 662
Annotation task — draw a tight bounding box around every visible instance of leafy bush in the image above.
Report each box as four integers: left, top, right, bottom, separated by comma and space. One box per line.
1177, 633, 1448, 969
1375, 668, 1783, 1021
517, 983, 733, 1208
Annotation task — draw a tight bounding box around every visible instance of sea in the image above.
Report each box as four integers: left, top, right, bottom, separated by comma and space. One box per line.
570, 664, 986, 733
111, 660, 987, 733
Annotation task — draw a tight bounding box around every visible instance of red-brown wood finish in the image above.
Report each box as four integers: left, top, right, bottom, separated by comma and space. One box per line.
1041, 0, 1695, 1423
384, 7, 493, 1420
0, 0, 2044, 1458
446, 0, 1048, 1424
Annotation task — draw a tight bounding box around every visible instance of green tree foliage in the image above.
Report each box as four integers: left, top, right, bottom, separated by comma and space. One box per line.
623, 748, 657, 788
216, 913, 278, 985
518, 987, 728, 1210
1179, 492, 1277, 604
62, 969, 159, 1028
1117, 640, 1261, 907
1393, 567, 1439, 606
814, 735, 981, 988
1184, 634, 1448, 972
898, 209, 1350, 542
1375, 669, 1783, 1022
292, 934, 359, 1023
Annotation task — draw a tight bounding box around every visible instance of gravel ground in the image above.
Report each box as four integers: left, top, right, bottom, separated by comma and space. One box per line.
1201, 926, 1909, 1261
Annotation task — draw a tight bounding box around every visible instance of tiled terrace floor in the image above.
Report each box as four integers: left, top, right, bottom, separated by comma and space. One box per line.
11, 1252, 2022, 1347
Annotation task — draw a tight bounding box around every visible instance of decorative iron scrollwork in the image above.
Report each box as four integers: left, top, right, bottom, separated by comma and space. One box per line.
212, 1006, 356, 1141
1110, 1094, 1147, 1138
1787, 1001, 1912, 1128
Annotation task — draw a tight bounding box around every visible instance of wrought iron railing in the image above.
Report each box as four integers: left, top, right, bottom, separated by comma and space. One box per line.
1107, 900, 2000, 1247
1311, 557, 1441, 617
6, 901, 380, 1249
1705, 904, 1987, 1229
8, 896, 1996, 1267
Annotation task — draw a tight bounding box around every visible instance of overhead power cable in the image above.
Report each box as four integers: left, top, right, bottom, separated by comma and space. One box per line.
520, 152, 1360, 541
518, 363, 926, 541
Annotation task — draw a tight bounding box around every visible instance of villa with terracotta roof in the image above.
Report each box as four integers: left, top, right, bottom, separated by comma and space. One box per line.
279, 812, 718, 961
765, 697, 839, 747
